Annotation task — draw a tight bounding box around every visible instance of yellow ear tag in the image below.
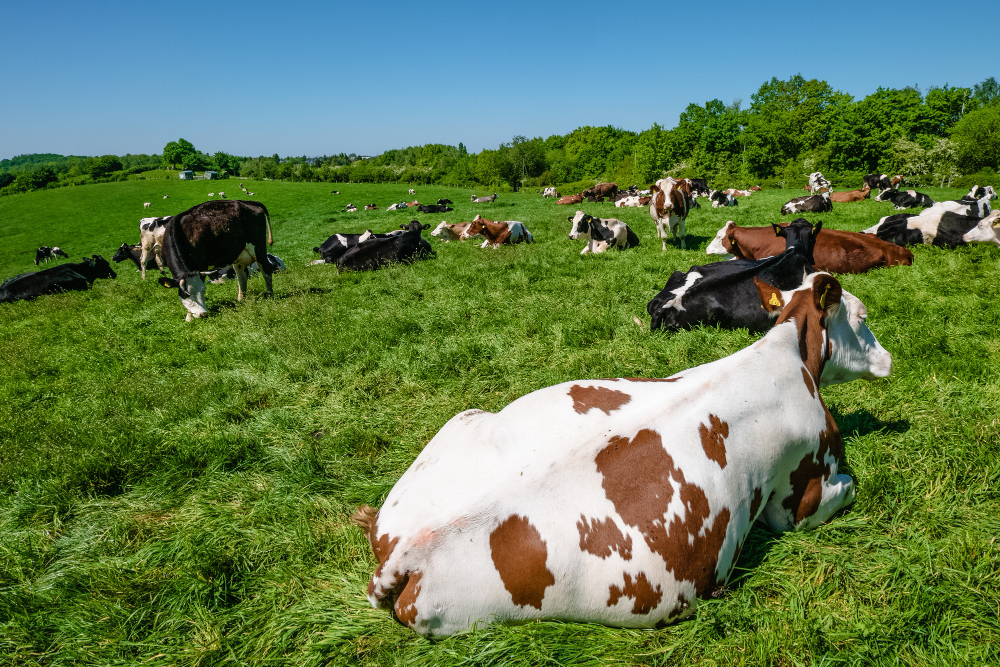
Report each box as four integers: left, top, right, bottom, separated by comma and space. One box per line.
769, 293, 781, 306
992, 220, 1000, 228
819, 283, 831, 309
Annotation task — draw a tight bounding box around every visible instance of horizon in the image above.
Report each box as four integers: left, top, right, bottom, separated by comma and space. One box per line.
2, 0, 995, 160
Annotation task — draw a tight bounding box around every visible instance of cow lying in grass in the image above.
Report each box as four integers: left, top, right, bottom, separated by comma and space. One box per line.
1, 256, 117, 304
864, 210, 1000, 249
567, 211, 639, 254
429, 221, 485, 244
460, 215, 533, 248
352, 270, 891, 637
336, 221, 434, 271
962, 213, 1000, 246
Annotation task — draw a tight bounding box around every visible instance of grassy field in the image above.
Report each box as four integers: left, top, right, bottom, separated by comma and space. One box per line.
1, 178, 998, 666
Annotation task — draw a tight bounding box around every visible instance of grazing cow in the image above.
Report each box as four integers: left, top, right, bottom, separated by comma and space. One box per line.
417, 204, 454, 214
568, 211, 640, 254
556, 194, 584, 205
112, 242, 161, 273
138, 216, 172, 279
437, 198, 453, 206
808, 172, 832, 193
706, 221, 913, 273
203, 254, 286, 284
143, 202, 151, 209
408, 189, 416, 195
430, 221, 486, 243
460, 215, 533, 248
581, 182, 618, 202
863, 174, 892, 191
649, 219, 819, 332
352, 269, 891, 637
156, 200, 274, 321
873, 188, 935, 210
967, 185, 997, 200
709, 190, 738, 208
472, 193, 499, 203
962, 212, 1000, 246
1, 256, 117, 304
34, 246, 69, 266
163, 195, 169, 199
829, 185, 871, 203
863, 210, 999, 249
336, 221, 433, 272
542, 187, 559, 198
781, 193, 832, 216
649, 178, 695, 250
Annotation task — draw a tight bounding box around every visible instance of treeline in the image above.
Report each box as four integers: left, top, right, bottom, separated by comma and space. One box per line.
4, 74, 999, 197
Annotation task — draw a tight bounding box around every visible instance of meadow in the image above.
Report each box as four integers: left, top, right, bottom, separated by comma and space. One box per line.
0, 178, 998, 666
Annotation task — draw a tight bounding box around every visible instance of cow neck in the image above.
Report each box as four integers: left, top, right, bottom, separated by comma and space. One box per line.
774, 288, 829, 386
164, 217, 195, 279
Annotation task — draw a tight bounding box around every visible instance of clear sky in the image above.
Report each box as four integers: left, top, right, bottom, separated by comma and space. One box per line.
1, 0, 996, 160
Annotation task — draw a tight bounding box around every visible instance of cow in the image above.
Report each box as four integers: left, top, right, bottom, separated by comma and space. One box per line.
143, 202, 151, 209
706, 220, 913, 273
430, 221, 486, 243
34, 246, 69, 266
567, 211, 640, 254
614, 196, 643, 208
472, 193, 499, 203
330, 190, 341, 194
749, 185, 762, 192
406, 200, 420, 207
460, 215, 533, 248
365, 204, 379, 210
890, 175, 905, 188
351, 269, 891, 637
336, 221, 433, 272
829, 185, 871, 203
416, 204, 454, 214
408, 189, 416, 195
962, 211, 1000, 246
556, 194, 584, 206
873, 189, 935, 210
437, 198, 454, 206
967, 185, 996, 200
387, 202, 408, 211
1, 256, 117, 304
722, 188, 752, 197
581, 182, 618, 202
648, 219, 819, 332
863, 209, 1000, 249
155, 200, 275, 321
709, 190, 738, 208
202, 254, 286, 284
689, 178, 710, 197
138, 216, 172, 279
342, 204, 358, 213
808, 172, 832, 194
112, 242, 161, 273
863, 174, 892, 191
313, 231, 385, 264
781, 193, 832, 216
649, 178, 695, 250
925, 193, 992, 218
542, 187, 559, 198
163, 195, 169, 199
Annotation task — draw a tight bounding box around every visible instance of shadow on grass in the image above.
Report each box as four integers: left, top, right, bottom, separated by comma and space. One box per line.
831, 407, 910, 439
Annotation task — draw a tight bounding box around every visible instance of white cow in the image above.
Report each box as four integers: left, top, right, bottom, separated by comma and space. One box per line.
143, 202, 151, 209
962, 211, 1000, 246
542, 186, 559, 198
568, 211, 639, 254
353, 272, 891, 637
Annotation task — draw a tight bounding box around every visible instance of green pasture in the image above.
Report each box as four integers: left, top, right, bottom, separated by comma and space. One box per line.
1, 179, 998, 665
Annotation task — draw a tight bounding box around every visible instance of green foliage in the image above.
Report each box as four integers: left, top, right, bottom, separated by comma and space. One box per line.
951, 105, 1000, 173
86, 155, 123, 178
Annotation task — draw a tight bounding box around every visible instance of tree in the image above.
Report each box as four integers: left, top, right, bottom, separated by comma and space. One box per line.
951, 105, 1000, 172
973, 77, 1000, 107
87, 155, 123, 178
163, 139, 195, 169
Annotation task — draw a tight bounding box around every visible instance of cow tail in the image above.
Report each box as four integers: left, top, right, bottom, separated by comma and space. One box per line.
351, 505, 379, 547
266, 213, 273, 246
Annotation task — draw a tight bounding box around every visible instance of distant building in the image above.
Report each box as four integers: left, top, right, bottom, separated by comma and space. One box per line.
204, 171, 218, 180
179, 170, 194, 180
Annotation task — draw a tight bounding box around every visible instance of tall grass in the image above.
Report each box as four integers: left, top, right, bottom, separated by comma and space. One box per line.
1, 180, 998, 665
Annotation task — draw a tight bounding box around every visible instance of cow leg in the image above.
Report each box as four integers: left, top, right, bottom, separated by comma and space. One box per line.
677, 217, 687, 250
761, 472, 855, 533
139, 245, 151, 280
234, 265, 249, 302
254, 243, 274, 297
153, 245, 165, 273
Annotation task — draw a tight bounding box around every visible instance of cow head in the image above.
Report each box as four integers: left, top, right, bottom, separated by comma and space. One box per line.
461, 216, 488, 240
773, 218, 820, 264
874, 188, 895, 202
962, 211, 1000, 246
112, 243, 136, 263
87, 255, 117, 279
706, 221, 737, 256
568, 211, 590, 240
158, 273, 208, 321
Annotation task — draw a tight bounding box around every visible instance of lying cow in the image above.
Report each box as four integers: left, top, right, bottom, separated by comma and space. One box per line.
863, 174, 892, 191
429, 221, 485, 244
808, 172, 832, 193
139, 216, 172, 279
352, 269, 891, 637
312, 229, 402, 264
1, 256, 117, 304
863, 209, 1000, 249
649, 177, 695, 249
614, 195, 644, 208
873, 188, 935, 210
460, 215, 533, 248
967, 185, 997, 200
203, 254, 286, 284
689, 178, 710, 196
542, 187, 559, 198
582, 182, 618, 201
112, 242, 162, 273
156, 200, 275, 321
706, 220, 913, 273
962, 212, 1000, 246
925, 193, 992, 218
556, 194, 584, 205
648, 219, 819, 332
34, 246, 69, 266
709, 190, 737, 208
336, 221, 433, 272
416, 204, 454, 214
829, 185, 871, 203
567, 211, 639, 254
437, 198, 453, 206
387, 202, 408, 211
472, 193, 499, 203
781, 193, 832, 215
722, 188, 752, 197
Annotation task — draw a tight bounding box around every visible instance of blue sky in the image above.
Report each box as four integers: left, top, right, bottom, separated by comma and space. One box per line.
1, 0, 996, 159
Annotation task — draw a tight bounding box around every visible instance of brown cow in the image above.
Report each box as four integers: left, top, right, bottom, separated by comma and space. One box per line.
556, 193, 584, 205
750, 185, 762, 191
649, 177, 695, 249
581, 182, 618, 201
429, 221, 485, 243
460, 215, 533, 248
706, 220, 913, 273
830, 185, 871, 203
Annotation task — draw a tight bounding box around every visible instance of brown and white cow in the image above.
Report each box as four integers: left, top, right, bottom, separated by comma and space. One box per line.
706, 221, 913, 273
353, 271, 892, 637
829, 185, 871, 203
430, 221, 486, 244
460, 215, 533, 248
723, 188, 752, 197
542, 187, 560, 198
556, 194, 584, 205
649, 177, 695, 249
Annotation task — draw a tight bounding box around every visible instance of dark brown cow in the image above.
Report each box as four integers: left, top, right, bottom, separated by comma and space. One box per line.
829, 186, 871, 203
582, 182, 618, 201
707, 221, 913, 273
556, 194, 584, 205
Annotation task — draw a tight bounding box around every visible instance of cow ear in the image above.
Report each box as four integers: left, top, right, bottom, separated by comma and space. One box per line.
812, 220, 823, 236
812, 274, 842, 314
753, 277, 785, 312
422, 224, 430, 230
772, 223, 786, 237
157, 277, 178, 289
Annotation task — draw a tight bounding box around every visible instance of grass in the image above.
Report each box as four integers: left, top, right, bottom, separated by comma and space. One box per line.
0, 179, 998, 666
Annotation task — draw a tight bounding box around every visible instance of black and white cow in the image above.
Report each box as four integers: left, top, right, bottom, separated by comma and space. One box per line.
863, 209, 999, 249
709, 190, 737, 208
112, 242, 161, 273
139, 216, 172, 279
472, 193, 499, 203
34, 246, 69, 266
926, 193, 993, 218
966, 185, 996, 200
781, 193, 832, 215
437, 198, 453, 206
416, 204, 454, 214
203, 254, 286, 284
156, 200, 274, 321
689, 178, 710, 197
863, 174, 892, 191
647, 219, 820, 332
808, 172, 832, 193
873, 188, 935, 210
336, 221, 434, 272
1, 256, 117, 304
567, 211, 640, 254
